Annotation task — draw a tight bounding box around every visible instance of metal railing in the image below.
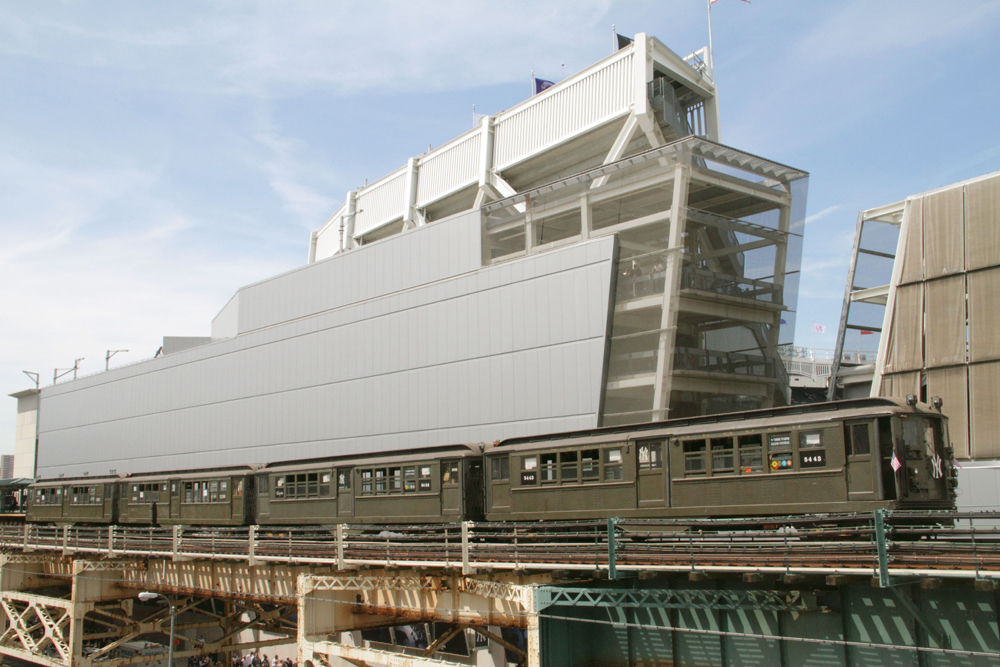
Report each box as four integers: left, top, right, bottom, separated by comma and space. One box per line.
2, 512, 998, 581
354, 168, 408, 238
416, 130, 481, 208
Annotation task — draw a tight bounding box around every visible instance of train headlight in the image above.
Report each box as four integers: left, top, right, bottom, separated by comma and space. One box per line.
906, 394, 918, 406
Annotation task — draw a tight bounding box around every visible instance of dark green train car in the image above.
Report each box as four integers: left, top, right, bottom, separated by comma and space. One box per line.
26, 476, 120, 525
485, 398, 956, 521
256, 445, 484, 526
117, 467, 254, 526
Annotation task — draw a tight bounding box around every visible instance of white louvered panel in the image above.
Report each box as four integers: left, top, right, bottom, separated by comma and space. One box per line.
354, 169, 407, 237
416, 130, 481, 208
493, 50, 634, 171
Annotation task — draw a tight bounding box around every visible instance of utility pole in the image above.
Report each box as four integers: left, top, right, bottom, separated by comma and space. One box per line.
106, 349, 128, 371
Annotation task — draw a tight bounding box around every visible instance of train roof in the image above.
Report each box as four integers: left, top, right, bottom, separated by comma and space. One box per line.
491, 398, 943, 451
260, 443, 483, 472
123, 465, 256, 483
31, 475, 122, 487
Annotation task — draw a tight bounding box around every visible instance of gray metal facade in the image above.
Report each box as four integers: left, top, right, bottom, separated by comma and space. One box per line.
35, 210, 616, 477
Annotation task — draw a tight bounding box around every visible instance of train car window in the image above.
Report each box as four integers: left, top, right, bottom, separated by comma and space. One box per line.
560, 451, 578, 481
373, 469, 387, 494
582, 450, 600, 481
404, 466, 417, 491
321, 473, 332, 496
540, 454, 557, 484
846, 425, 869, 456
802, 432, 825, 450
236, 479, 244, 497
71, 486, 101, 505
738, 435, 764, 473
419, 466, 432, 491
878, 417, 898, 500
639, 443, 662, 470
36, 488, 62, 505
798, 431, 827, 469
769, 452, 793, 472
490, 457, 509, 482
360, 470, 373, 495
338, 469, 352, 491
521, 456, 538, 485
768, 433, 794, 472
306, 473, 318, 497
442, 463, 459, 486
184, 482, 193, 503
132, 483, 165, 504
604, 448, 623, 481
683, 440, 707, 475
769, 434, 792, 451
711, 438, 734, 474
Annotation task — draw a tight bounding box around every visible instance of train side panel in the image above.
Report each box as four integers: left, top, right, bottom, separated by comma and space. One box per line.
484, 400, 956, 521
119, 473, 249, 526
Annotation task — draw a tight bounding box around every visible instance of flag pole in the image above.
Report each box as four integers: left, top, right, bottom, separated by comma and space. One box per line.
530, 70, 534, 96
707, 0, 715, 79
612, 24, 616, 54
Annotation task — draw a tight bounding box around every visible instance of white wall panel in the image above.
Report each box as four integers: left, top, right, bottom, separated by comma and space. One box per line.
232, 210, 482, 335
36, 236, 616, 477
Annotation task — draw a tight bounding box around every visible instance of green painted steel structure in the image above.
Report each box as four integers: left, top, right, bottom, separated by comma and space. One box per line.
538, 580, 1000, 666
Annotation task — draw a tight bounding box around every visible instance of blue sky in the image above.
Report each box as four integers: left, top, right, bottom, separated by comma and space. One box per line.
2, 1, 999, 457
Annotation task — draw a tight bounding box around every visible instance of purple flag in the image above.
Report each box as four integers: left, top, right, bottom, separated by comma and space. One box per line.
534, 77, 555, 94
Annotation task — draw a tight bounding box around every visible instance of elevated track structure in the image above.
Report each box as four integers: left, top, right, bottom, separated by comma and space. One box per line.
0, 511, 998, 667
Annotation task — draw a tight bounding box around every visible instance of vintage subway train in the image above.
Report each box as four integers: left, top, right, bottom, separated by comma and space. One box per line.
24, 398, 957, 526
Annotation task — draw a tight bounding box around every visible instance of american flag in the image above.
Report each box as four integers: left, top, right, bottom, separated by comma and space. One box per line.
890, 451, 902, 472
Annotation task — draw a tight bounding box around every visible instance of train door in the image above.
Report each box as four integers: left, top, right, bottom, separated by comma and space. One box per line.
488, 455, 511, 512
336, 468, 354, 518
844, 421, 878, 501
463, 459, 485, 521
241, 476, 255, 524
636, 439, 669, 508
104, 483, 117, 522
61, 484, 70, 521
441, 460, 462, 516
876, 417, 897, 500
256, 474, 270, 520
110, 483, 121, 523
170, 480, 181, 520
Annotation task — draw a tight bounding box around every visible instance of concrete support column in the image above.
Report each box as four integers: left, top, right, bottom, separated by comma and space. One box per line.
524, 195, 535, 255
652, 160, 691, 420
403, 157, 421, 229
342, 190, 357, 251
765, 202, 793, 408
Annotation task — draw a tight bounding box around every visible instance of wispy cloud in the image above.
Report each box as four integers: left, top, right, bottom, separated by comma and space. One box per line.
804, 205, 841, 226
0, 1, 620, 98
253, 131, 339, 228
